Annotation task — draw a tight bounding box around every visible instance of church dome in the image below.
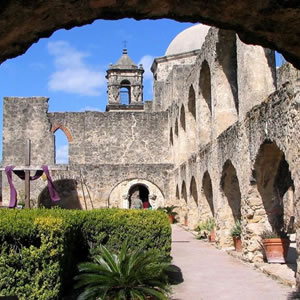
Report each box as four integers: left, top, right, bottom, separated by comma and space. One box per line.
165, 24, 210, 56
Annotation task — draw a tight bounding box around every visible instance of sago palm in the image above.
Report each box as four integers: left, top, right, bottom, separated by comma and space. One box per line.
74, 241, 172, 300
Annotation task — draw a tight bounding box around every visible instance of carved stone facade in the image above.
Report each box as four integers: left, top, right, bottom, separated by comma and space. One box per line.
2, 24, 300, 285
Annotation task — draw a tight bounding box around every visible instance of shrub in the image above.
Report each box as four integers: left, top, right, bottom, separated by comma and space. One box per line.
0, 208, 171, 300
75, 240, 172, 300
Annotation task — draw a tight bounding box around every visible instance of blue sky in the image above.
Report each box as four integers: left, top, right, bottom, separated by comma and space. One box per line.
0, 19, 284, 163
0, 19, 196, 163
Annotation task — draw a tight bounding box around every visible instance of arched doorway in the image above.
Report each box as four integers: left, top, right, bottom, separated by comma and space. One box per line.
128, 184, 150, 209
108, 178, 165, 209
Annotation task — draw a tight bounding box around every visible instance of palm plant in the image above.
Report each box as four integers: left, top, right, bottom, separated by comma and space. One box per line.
74, 241, 172, 300
159, 205, 178, 217
230, 220, 242, 238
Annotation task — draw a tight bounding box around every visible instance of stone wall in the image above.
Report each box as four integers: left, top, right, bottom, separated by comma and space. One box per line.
48, 111, 170, 165
170, 82, 299, 262
2, 98, 171, 206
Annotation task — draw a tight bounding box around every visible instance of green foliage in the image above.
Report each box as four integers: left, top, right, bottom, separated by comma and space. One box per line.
195, 218, 215, 239
75, 240, 172, 300
0, 208, 171, 300
260, 229, 289, 239
158, 205, 178, 217
195, 217, 215, 232
230, 220, 242, 238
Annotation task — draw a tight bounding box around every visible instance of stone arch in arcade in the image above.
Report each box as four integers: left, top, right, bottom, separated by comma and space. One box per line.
200, 171, 214, 220
187, 85, 197, 152
253, 141, 295, 233
198, 60, 212, 146
218, 160, 242, 247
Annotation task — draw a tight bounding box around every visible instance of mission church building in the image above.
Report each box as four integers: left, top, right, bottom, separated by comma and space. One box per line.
2, 24, 299, 263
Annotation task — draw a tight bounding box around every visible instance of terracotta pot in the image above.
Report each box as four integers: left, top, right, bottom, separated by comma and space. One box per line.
184, 216, 188, 226
168, 215, 175, 224
209, 229, 216, 242
263, 238, 290, 263
233, 236, 242, 252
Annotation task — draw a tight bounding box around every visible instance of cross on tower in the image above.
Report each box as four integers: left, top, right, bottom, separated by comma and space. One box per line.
122, 40, 128, 49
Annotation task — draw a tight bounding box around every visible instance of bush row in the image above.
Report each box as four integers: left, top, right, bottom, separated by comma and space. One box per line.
0, 208, 171, 300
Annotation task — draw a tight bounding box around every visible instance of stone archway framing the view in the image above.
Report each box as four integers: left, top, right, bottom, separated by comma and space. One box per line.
108, 178, 165, 210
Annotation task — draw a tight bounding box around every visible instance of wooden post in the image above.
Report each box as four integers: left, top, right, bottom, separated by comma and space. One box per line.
25, 139, 31, 208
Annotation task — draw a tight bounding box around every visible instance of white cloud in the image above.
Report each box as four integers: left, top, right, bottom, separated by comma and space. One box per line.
138, 55, 154, 80
56, 144, 69, 164
80, 106, 102, 112
47, 41, 106, 96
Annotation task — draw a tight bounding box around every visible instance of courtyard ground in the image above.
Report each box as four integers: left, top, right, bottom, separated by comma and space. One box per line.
171, 225, 294, 300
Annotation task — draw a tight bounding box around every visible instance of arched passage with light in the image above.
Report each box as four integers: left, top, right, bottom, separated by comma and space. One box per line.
51, 123, 72, 164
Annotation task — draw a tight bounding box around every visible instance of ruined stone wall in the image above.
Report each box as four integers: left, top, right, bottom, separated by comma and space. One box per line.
48, 110, 170, 165
151, 51, 198, 111
170, 82, 299, 263
2, 97, 54, 166
277, 62, 300, 88
2, 98, 172, 206
37, 163, 173, 210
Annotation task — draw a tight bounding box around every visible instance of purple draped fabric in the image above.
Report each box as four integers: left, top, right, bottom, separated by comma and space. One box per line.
5, 166, 17, 208
42, 165, 60, 202
5, 165, 60, 208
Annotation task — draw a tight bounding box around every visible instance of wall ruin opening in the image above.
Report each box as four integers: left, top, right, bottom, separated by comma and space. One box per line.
190, 176, 198, 206
53, 128, 69, 164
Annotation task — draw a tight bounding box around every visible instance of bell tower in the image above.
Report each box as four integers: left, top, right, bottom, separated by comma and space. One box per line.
106, 48, 144, 111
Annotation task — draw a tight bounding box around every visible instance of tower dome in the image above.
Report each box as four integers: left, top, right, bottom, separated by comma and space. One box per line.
165, 24, 210, 56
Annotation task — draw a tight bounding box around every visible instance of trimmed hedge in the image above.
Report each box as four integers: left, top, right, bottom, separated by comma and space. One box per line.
0, 208, 171, 300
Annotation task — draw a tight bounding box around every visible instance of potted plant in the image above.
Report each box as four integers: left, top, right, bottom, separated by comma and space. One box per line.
230, 220, 242, 252
207, 218, 216, 242
260, 229, 290, 263
184, 213, 188, 226
159, 205, 178, 224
